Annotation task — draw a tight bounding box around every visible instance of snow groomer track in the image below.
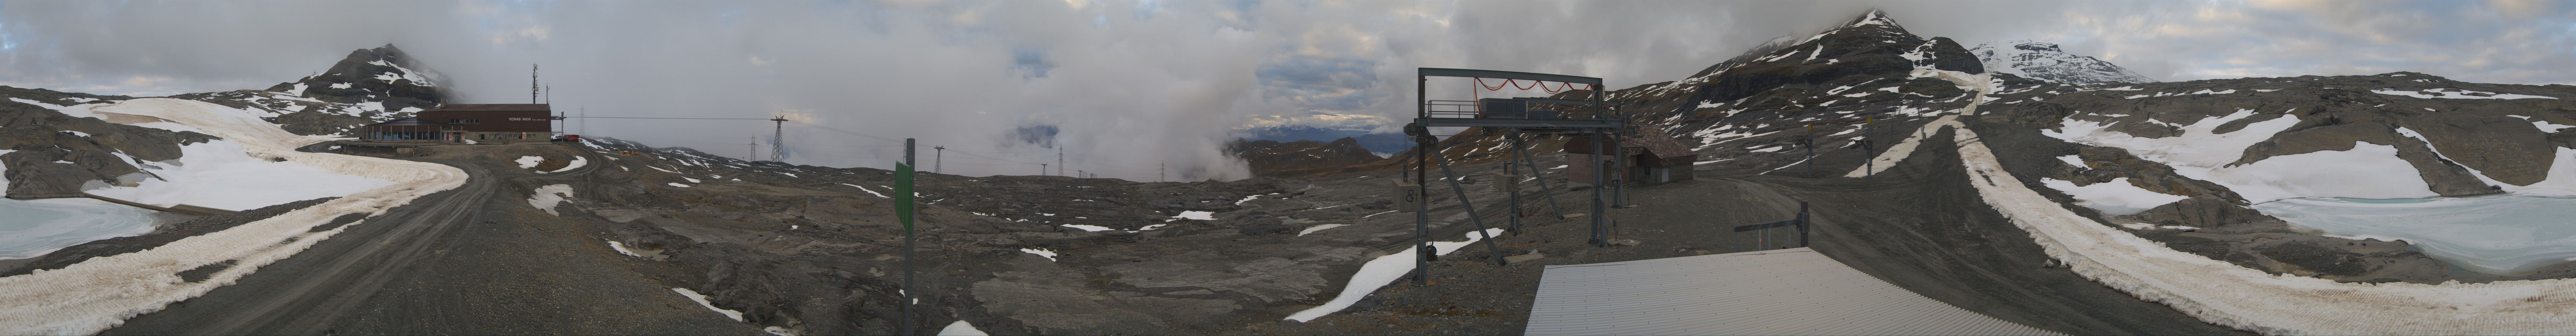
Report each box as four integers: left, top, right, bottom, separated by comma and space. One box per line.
0, 98, 469, 335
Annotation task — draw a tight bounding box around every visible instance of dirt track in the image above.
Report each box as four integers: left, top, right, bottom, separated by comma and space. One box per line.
105, 144, 756, 335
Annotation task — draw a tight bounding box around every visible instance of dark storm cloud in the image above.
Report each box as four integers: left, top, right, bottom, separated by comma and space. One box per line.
1, 0, 2568, 180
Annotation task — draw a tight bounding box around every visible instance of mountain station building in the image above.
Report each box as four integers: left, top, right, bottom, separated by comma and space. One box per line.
357, 104, 555, 144
1563, 131, 1698, 186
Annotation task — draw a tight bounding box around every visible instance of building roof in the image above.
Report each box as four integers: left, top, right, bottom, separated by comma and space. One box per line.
1562, 132, 1696, 159
1523, 248, 2058, 336
424, 104, 550, 112
361, 116, 445, 126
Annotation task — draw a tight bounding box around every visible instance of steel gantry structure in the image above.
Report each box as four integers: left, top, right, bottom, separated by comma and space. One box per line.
1404, 68, 1628, 285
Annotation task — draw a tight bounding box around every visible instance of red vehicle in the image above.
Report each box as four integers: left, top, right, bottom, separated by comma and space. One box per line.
553, 134, 582, 141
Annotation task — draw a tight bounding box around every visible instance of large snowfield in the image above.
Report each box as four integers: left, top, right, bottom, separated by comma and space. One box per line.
0, 98, 468, 335
2043, 109, 2442, 202
83, 139, 396, 211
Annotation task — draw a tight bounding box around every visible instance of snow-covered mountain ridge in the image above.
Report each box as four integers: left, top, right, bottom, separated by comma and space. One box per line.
1972, 40, 2154, 84
1, 45, 446, 200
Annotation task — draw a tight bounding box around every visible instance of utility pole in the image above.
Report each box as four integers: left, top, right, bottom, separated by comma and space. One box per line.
770, 116, 788, 163
748, 137, 759, 161
530, 64, 539, 104
1056, 148, 1065, 177
1040, 164, 1047, 176
933, 146, 945, 174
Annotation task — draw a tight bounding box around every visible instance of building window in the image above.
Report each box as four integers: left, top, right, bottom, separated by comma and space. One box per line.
451, 119, 480, 124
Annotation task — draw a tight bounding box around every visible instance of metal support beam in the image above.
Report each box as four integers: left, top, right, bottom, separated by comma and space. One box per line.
1509, 133, 1568, 220
1412, 74, 1434, 285
1612, 130, 1627, 208
1416, 117, 1623, 129
1804, 136, 1817, 178
1590, 129, 1609, 246
1419, 68, 1603, 85
1798, 201, 1811, 248
1432, 147, 1510, 265
1511, 97, 1622, 106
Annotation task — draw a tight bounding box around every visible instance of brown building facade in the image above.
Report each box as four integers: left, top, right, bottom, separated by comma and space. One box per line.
1563, 132, 1698, 186
357, 104, 554, 143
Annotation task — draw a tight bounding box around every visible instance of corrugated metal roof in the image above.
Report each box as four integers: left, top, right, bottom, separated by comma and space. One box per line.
1525, 248, 2058, 336
1561, 133, 1695, 160
425, 103, 550, 112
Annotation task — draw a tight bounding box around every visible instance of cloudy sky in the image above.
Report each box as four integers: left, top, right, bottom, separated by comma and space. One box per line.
1, 0, 2570, 180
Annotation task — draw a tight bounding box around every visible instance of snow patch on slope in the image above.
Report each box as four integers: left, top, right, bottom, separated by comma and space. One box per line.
2039, 178, 2186, 216
1284, 228, 1505, 323
2042, 109, 2425, 202
527, 184, 573, 216
0, 98, 468, 335
673, 287, 746, 322
84, 140, 397, 211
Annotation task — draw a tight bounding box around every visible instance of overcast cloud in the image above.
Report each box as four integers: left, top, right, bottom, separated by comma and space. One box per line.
0, 0, 2568, 181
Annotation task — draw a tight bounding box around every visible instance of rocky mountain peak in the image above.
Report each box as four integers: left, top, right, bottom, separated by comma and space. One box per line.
1841, 9, 1903, 30
1971, 40, 2154, 84
1666, 10, 1982, 116
263, 44, 444, 113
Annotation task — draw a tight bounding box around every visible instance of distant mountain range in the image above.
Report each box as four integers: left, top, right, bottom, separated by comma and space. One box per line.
1236, 125, 1410, 154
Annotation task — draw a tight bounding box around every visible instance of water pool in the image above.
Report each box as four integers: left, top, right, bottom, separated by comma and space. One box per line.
0, 198, 158, 260
2253, 194, 2576, 275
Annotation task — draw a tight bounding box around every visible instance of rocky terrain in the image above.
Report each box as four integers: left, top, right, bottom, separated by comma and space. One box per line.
1230, 137, 1384, 177
8, 8, 2576, 336
1491, 9, 2576, 285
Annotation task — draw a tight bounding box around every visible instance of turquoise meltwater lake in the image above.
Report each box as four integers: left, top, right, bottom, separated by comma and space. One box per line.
2254, 194, 2576, 275
0, 198, 158, 260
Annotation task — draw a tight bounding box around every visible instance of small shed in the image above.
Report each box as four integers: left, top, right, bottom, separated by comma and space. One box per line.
1563, 132, 1698, 186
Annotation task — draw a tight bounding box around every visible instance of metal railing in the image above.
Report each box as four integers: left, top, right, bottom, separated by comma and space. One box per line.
1422, 99, 1615, 120
1734, 201, 1810, 252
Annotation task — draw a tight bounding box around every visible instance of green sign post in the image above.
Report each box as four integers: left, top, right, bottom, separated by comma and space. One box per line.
897, 138, 916, 335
